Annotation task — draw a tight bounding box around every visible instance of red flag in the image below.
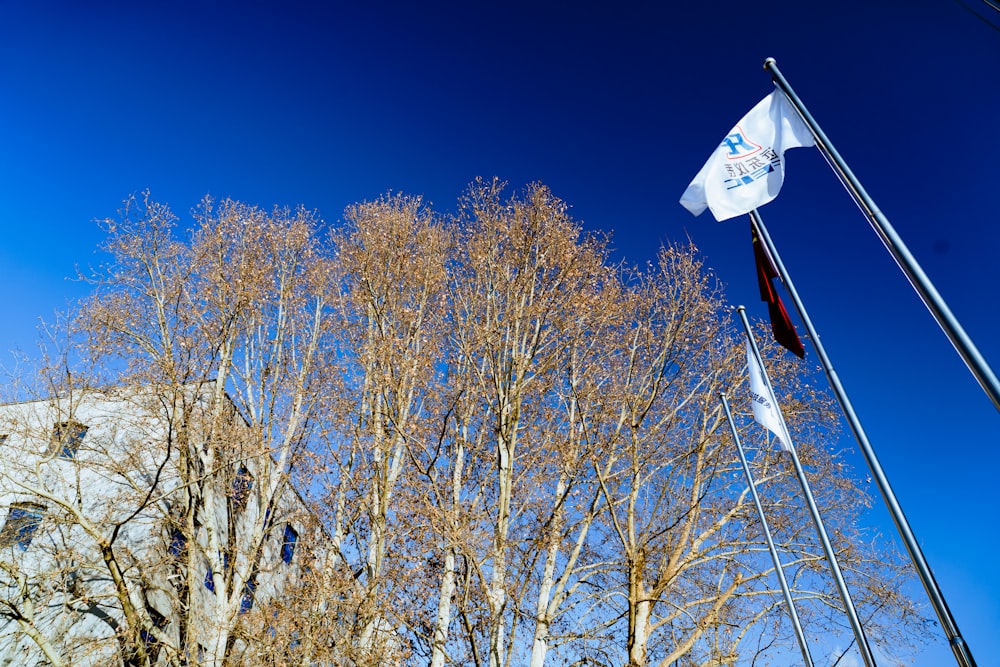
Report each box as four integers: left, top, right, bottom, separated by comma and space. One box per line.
752, 223, 805, 358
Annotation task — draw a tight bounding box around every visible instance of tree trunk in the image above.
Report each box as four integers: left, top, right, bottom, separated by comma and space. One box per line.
529, 473, 566, 667
429, 546, 456, 667
488, 409, 515, 667
628, 597, 651, 667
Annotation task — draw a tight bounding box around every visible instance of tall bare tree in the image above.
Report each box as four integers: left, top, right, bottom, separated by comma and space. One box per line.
0, 194, 332, 667
439, 179, 621, 667
0, 184, 926, 667
313, 192, 450, 665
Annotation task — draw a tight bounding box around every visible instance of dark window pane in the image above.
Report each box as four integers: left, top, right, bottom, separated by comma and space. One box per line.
50, 422, 87, 459
239, 576, 257, 614
204, 567, 215, 593
0, 503, 45, 550
281, 524, 299, 564
231, 465, 253, 510
168, 528, 186, 557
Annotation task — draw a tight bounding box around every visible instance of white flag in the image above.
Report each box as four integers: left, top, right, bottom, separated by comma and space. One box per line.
680, 89, 814, 222
746, 339, 793, 452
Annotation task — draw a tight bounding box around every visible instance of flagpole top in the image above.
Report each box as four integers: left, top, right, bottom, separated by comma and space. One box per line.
736, 305, 746, 314
763, 58, 777, 70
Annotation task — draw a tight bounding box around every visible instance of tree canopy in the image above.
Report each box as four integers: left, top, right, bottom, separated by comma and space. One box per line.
0, 180, 924, 667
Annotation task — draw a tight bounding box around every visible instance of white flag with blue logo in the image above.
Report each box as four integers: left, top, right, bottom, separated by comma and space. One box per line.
746, 338, 793, 452
680, 89, 814, 222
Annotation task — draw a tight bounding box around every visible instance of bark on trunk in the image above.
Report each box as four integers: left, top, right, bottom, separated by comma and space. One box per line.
628, 598, 651, 667
429, 547, 457, 667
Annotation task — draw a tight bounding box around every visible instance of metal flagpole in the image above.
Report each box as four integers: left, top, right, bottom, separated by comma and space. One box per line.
737, 306, 878, 667
763, 57, 1000, 414
750, 209, 978, 667
720, 392, 815, 667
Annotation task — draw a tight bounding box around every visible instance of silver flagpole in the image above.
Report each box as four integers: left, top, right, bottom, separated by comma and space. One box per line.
763, 57, 1000, 414
720, 392, 815, 667
750, 209, 978, 667
737, 306, 878, 667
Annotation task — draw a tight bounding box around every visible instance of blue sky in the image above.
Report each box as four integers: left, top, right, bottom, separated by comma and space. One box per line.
2, 1, 998, 665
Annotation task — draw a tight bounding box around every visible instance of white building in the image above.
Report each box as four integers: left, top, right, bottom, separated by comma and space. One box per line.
0, 387, 315, 666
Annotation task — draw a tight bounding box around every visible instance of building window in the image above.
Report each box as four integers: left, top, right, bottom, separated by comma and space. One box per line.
281, 524, 299, 564
204, 567, 216, 593
204, 553, 230, 593
240, 576, 257, 614
49, 421, 88, 459
0, 503, 45, 550
167, 527, 186, 557
140, 609, 166, 647
231, 465, 253, 510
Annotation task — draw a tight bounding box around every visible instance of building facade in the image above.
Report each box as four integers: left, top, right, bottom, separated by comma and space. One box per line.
0, 387, 314, 666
